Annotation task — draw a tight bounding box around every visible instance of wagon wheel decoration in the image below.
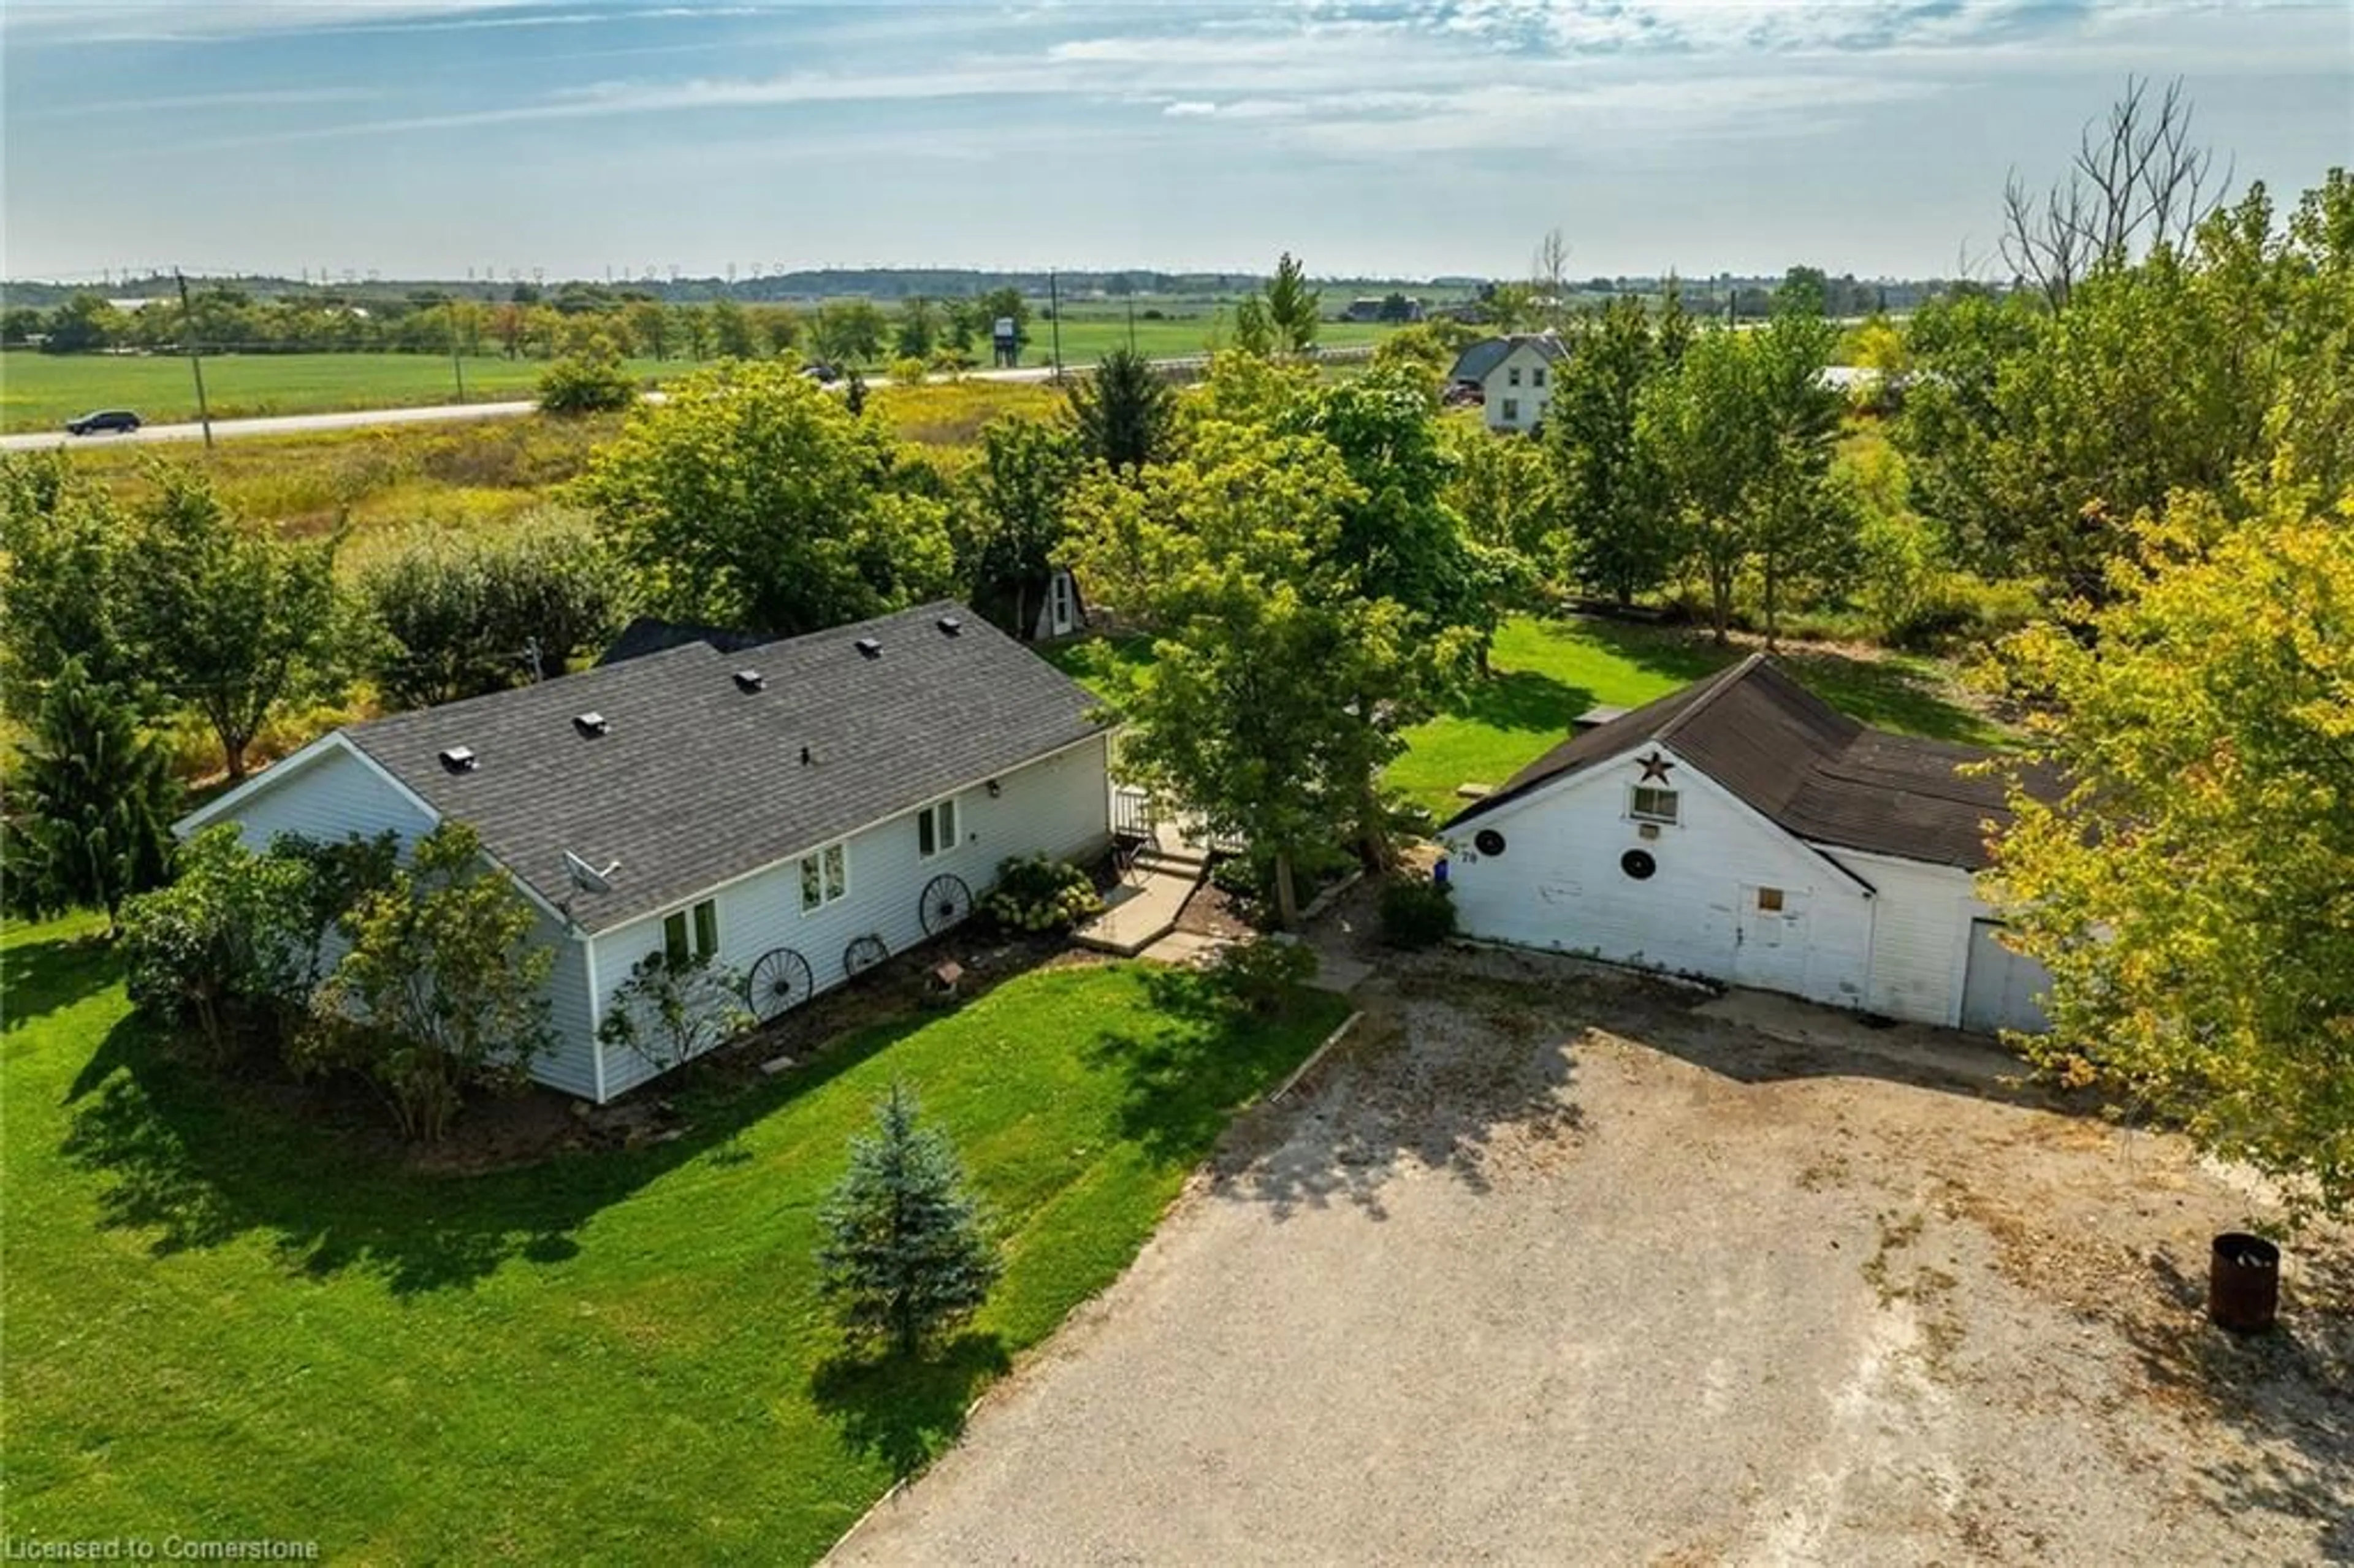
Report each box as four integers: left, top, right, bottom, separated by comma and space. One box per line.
843, 933, 889, 980
919, 873, 975, 935
743, 946, 816, 1023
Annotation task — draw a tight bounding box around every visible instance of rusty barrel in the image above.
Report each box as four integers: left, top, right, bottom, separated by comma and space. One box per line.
2207, 1232, 2280, 1333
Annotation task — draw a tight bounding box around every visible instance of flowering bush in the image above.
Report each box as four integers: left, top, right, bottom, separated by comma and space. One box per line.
980, 854, 1103, 935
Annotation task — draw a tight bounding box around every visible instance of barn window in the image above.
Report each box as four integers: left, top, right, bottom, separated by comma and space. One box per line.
800, 842, 849, 913
664, 899, 718, 965
1629, 785, 1680, 824
1756, 886, 1785, 912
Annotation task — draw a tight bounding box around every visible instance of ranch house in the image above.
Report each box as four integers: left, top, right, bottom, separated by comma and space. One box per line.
177, 602, 1114, 1102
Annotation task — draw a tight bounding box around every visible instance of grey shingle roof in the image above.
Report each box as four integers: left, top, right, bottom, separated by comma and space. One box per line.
595, 615, 772, 668
346, 601, 1107, 932
1448, 333, 1570, 385
1444, 653, 2045, 870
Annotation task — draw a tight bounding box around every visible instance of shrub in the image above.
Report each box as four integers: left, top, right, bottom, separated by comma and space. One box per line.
888, 356, 930, 387
300, 822, 555, 1141
597, 949, 750, 1072
980, 854, 1103, 935
1209, 938, 1317, 1015
1377, 876, 1457, 950
538, 342, 639, 416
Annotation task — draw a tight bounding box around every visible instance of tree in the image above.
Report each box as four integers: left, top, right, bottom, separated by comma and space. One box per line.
1065, 346, 1174, 473
1442, 420, 1556, 597
1070, 398, 1415, 919
1983, 471, 2354, 1220
816, 1081, 1002, 1356
1775, 265, 1830, 318
1263, 252, 1320, 356
39, 294, 123, 354
596, 950, 749, 1073
894, 296, 939, 360
1530, 227, 1573, 330
961, 415, 1083, 637
124, 471, 345, 780
9, 658, 177, 931
1545, 296, 1676, 606
536, 339, 639, 415
709, 297, 758, 359
811, 300, 888, 367
1230, 294, 1276, 359
1640, 329, 1762, 644
623, 299, 672, 360
304, 821, 555, 1141
1743, 306, 1854, 643
573, 360, 953, 636
2001, 75, 2228, 311
0, 455, 144, 707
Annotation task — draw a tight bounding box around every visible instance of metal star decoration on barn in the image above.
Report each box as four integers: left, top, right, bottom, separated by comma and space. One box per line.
1636, 750, 1675, 783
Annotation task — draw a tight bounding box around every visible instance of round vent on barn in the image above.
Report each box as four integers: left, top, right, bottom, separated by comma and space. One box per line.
1620, 848, 1657, 880
1473, 829, 1507, 858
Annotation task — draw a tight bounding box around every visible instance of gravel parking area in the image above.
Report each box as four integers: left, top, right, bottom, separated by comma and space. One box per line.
831, 945, 2352, 1566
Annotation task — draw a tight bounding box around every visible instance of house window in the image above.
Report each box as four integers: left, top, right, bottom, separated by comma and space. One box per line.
664, 899, 719, 965
1501, 398, 1520, 422
1532, 366, 1547, 388
1507, 365, 1523, 387
918, 796, 959, 859
1629, 785, 1680, 824
1756, 886, 1785, 913
799, 842, 849, 913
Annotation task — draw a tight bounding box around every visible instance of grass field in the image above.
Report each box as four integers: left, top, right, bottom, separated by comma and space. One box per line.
1049, 615, 2005, 820
2, 316, 1395, 433
0, 351, 679, 434
0, 917, 1347, 1564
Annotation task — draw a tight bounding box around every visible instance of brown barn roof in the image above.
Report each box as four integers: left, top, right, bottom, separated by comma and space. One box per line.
1443, 653, 2040, 870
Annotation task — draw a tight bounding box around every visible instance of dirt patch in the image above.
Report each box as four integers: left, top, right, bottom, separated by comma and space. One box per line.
832, 945, 2353, 1567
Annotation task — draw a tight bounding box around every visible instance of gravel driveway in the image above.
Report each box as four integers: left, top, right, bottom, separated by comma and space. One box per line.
829, 946, 2352, 1566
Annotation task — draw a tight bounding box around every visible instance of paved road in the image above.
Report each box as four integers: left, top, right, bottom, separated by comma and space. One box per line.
0, 358, 1182, 454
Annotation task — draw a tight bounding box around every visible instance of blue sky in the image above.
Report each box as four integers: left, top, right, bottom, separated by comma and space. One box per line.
4, 1, 2347, 283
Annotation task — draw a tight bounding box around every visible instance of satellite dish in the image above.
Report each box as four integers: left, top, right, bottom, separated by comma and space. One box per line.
563, 850, 620, 894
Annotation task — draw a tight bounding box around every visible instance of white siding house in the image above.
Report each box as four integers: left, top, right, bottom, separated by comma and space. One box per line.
1482, 337, 1566, 433
179, 603, 1114, 1102
1441, 656, 2053, 1034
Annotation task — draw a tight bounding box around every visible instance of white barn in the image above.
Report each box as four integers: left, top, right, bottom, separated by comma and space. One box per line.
1438, 655, 2053, 1034
177, 602, 1114, 1102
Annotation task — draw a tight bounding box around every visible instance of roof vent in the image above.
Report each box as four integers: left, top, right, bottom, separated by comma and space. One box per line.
800, 744, 816, 766
936, 615, 962, 636
573, 712, 609, 738
734, 669, 765, 693
438, 745, 478, 774
855, 637, 882, 660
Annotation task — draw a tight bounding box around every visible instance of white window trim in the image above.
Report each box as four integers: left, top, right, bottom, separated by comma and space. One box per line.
918, 796, 959, 861
661, 897, 720, 962
800, 840, 851, 915
1628, 784, 1681, 825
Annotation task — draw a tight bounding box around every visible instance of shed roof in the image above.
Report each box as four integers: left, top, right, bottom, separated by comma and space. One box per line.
1444, 653, 2043, 870
344, 601, 1106, 932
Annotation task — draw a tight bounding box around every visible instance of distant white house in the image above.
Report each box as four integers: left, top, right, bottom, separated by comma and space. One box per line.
1439, 655, 2056, 1035
1446, 333, 1569, 434
176, 603, 1114, 1102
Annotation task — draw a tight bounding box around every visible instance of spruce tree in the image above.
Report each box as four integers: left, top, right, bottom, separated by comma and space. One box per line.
1067, 347, 1174, 473
12, 657, 178, 930
816, 1082, 1001, 1356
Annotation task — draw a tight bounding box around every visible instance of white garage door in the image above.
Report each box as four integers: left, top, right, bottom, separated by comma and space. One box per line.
1960, 919, 2051, 1035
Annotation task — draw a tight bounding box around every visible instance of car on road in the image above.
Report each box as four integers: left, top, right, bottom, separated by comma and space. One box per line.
65, 409, 142, 436
798, 362, 841, 384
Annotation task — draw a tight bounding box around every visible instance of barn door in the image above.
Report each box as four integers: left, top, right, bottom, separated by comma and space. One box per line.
1049, 571, 1076, 636
1733, 884, 1810, 994
1960, 919, 2051, 1034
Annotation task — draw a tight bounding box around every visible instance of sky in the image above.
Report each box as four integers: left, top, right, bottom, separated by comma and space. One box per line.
2, 1, 2348, 284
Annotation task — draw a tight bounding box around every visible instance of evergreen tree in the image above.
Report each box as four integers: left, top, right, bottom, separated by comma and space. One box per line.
11, 658, 178, 931
1066, 347, 1174, 473
816, 1082, 1002, 1356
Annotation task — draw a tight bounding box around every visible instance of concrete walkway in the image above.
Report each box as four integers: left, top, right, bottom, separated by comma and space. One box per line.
1073, 821, 1211, 957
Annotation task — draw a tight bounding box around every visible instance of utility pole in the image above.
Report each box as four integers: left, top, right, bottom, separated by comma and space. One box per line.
1048, 269, 1063, 381
175, 268, 214, 450
449, 297, 468, 403
1126, 294, 1136, 352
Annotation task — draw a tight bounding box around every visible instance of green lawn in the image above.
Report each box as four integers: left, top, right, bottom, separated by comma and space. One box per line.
0, 351, 680, 433
1, 916, 1347, 1564
2, 322, 1395, 433
1043, 615, 2005, 820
